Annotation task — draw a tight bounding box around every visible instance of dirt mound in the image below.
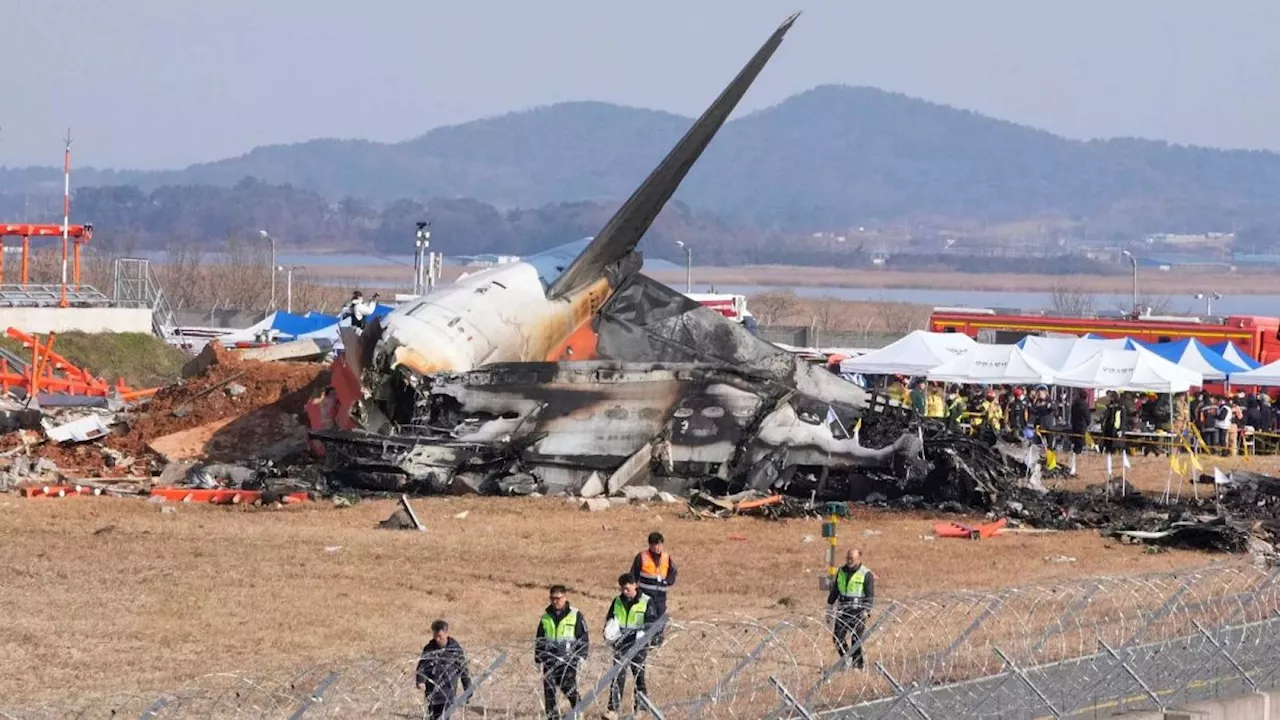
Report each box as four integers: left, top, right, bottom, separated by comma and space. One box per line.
109, 345, 329, 458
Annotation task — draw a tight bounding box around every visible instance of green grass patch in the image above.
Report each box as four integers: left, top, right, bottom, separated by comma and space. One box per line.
0, 332, 187, 389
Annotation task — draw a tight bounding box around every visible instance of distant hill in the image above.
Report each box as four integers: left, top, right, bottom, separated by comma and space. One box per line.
7, 85, 1280, 236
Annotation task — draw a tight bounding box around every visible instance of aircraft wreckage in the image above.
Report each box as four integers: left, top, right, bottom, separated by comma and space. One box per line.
308, 13, 982, 499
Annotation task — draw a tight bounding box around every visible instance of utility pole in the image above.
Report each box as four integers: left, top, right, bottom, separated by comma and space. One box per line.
258, 230, 277, 310
1121, 250, 1138, 314
277, 265, 302, 313
414, 222, 431, 295
676, 240, 692, 293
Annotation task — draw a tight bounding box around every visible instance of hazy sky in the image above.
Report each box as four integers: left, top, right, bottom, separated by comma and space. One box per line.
5, 0, 1279, 169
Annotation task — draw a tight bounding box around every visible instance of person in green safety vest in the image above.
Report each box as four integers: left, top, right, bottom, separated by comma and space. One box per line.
534, 585, 589, 720
603, 573, 660, 719
825, 548, 876, 669
946, 388, 967, 431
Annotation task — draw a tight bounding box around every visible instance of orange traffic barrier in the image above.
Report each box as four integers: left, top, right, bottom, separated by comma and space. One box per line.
934, 517, 1008, 539
148, 487, 309, 505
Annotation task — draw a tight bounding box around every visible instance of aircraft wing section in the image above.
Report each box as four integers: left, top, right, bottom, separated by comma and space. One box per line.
546, 13, 800, 300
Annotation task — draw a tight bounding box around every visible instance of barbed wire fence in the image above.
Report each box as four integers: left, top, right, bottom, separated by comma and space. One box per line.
8, 562, 1280, 719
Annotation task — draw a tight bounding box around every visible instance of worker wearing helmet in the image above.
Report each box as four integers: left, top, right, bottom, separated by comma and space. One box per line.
981, 390, 1004, 441
1007, 387, 1030, 436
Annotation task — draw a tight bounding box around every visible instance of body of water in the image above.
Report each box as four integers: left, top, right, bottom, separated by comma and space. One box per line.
707, 285, 1278, 318
139, 250, 1276, 316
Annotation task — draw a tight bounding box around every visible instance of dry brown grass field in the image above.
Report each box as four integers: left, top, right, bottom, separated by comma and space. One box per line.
4, 451, 1274, 704
299, 262, 1274, 296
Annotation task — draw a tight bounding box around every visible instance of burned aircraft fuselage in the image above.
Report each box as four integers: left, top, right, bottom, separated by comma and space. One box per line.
315, 359, 917, 497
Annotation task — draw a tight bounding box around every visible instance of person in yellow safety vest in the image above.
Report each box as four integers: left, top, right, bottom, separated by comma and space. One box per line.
630, 532, 677, 648
603, 574, 660, 719
983, 390, 1004, 428
925, 385, 946, 419
826, 549, 876, 669
886, 376, 907, 404
535, 585, 589, 720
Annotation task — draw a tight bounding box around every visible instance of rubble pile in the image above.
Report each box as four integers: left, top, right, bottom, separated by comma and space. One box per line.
108, 345, 327, 462
0, 343, 327, 490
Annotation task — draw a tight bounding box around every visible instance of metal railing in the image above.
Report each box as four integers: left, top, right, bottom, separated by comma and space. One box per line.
113, 257, 179, 336
0, 283, 111, 307
6, 563, 1280, 719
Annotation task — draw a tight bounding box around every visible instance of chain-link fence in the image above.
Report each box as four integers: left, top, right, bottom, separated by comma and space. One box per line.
8, 563, 1280, 719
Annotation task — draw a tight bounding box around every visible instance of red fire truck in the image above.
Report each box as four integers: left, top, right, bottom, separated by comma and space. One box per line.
928, 308, 1280, 365
687, 293, 748, 321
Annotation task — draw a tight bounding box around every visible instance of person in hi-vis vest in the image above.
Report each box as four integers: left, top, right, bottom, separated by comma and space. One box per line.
602, 574, 659, 719
826, 548, 876, 669
534, 585, 589, 720
630, 531, 677, 647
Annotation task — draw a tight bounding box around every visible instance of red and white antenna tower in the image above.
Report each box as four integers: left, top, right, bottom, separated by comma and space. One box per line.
60, 128, 71, 307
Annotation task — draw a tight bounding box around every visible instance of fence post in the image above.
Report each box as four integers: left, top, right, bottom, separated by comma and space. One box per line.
915, 594, 1004, 688
800, 601, 899, 707
569, 615, 667, 720
1098, 640, 1164, 713
871, 662, 931, 720
688, 620, 792, 718
1062, 574, 1194, 715
769, 676, 817, 720
287, 671, 339, 720
636, 690, 666, 720
1192, 620, 1258, 692
440, 651, 507, 720
991, 647, 1062, 718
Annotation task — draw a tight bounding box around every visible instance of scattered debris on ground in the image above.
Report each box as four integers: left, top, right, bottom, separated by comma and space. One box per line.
3, 327, 1280, 562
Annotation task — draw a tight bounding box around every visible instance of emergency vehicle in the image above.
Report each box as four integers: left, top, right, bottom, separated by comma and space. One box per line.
928, 307, 1280, 365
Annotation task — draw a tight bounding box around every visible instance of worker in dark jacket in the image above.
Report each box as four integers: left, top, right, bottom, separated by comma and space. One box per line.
1100, 393, 1128, 454
1069, 391, 1091, 455
1030, 385, 1053, 430
827, 548, 875, 669
415, 620, 472, 719
535, 585, 589, 720
629, 531, 677, 647
604, 574, 660, 719
1006, 387, 1030, 437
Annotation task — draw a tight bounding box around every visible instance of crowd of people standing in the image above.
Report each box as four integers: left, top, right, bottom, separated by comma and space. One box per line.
881, 377, 1278, 456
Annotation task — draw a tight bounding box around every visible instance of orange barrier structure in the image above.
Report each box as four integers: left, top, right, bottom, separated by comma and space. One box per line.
934, 517, 1008, 539
0, 328, 157, 399
19, 484, 107, 498
148, 487, 309, 504
0, 223, 93, 306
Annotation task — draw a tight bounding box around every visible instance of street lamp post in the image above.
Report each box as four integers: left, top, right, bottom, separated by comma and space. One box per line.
1121, 250, 1138, 313
277, 265, 303, 313
676, 240, 692, 293
1194, 292, 1223, 316
259, 230, 277, 310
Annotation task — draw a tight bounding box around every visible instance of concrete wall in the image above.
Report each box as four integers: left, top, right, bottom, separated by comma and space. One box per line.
0, 307, 153, 334
1119, 691, 1276, 719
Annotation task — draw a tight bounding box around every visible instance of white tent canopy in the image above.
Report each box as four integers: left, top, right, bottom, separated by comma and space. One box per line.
839, 330, 976, 375
1054, 347, 1203, 392
927, 344, 1058, 385
1015, 336, 1079, 371
1226, 358, 1280, 386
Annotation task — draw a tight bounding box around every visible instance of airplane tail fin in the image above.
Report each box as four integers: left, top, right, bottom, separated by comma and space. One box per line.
546, 12, 800, 299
